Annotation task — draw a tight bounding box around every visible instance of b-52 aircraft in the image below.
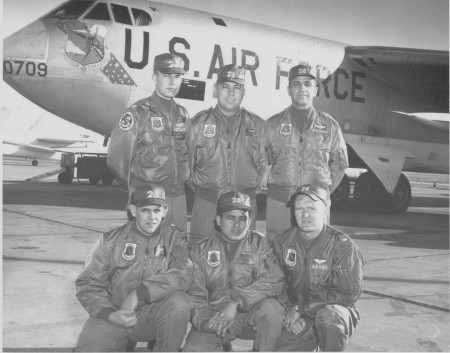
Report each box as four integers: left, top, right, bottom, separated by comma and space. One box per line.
3, 0, 449, 212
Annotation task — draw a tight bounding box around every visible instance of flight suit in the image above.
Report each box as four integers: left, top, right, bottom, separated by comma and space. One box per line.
272, 225, 364, 351
265, 107, 348, 239
184, 230, 285, 351
107, 92, 189, 231
75, 221, 193, 352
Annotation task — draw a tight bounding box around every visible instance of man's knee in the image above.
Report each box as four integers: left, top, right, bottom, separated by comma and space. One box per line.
164, 291, 192, 314
257, 298, 285, 316
315, 305, 347, 330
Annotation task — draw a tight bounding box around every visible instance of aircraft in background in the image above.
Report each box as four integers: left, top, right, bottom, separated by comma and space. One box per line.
3, 0, 449, 212
2, 116, 105, 166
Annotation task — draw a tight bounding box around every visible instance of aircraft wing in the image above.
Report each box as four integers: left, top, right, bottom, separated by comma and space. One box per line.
3, 140, 55, 153
390, 111, 450, 131
346, 136, 414, 193
346, 46, 449, 111
36, 137, 95, 145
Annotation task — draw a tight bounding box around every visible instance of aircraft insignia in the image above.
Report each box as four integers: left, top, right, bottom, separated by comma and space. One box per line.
203, 124, 217, 138
119, 113, 134, 131
122, 243, 137, 261
280, 123, 293, 136
207, 250, 221, 267
151, 117, 164, 132
285, 248, 297, 267
60, 22, 110, 71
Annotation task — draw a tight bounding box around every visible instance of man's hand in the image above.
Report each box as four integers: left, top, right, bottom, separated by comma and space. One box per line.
121, 290, 138, 311
285, 306, 306, 335
207, 302, 238, 337
108, 309, 137, 329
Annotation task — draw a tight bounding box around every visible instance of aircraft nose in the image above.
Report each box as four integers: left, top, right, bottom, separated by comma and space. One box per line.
4, 20, 48, 67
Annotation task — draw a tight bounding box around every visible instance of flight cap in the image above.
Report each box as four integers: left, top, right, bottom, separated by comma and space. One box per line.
217, 65, 245, 85
217, 191, 252, 214
131, 184, 167, 207
289, 63, 316, 82
154, 53, 186, 74
291, 184, 327, 206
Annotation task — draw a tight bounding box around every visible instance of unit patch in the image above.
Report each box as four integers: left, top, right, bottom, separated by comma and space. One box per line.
119, 113, 134, 131
122, 243, 137, 260
280, 123, 293, 136
285, 248, 297, 267
151, 117, 164, 131
203, 124, 216, 138
207, 250, 221, 267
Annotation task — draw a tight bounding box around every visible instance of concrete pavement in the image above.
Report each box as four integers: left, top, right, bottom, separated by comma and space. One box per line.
2, 160, 449, 351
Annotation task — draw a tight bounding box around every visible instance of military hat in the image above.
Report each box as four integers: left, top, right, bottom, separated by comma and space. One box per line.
154, 53, 186, 74
291, 184, 327, 206
217, 65, 245, 85
131, 184, 167, 207
217, 191, 252, 214
289, 63, 316, 82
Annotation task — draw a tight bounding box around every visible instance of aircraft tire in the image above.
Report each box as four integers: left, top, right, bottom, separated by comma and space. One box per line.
331, 174, 350, 207
101, 173, 114, 186
353, 171, 388, 211
386, 173, 411, 213
58, 171, 73, 184
32, 159, 38, 166
89, 178, 99, 185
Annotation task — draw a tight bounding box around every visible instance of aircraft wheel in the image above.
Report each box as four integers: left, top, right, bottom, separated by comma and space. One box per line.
101, 173, 114, 186
386, 173, 411, 213
353, 171, 388, 210
331, 175, 350, 207
32, 159, 38, 166
89, 178, 99, 185
58, 171, 73, 184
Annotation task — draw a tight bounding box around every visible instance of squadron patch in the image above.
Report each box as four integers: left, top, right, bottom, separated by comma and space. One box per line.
203, 124, 216, 138
285, 248, 297, 267
151, 117, 164, 131
280, 123, 293, 136
122, 243, 137, 260
207, 250, 221, 267
119, 113, 134, 131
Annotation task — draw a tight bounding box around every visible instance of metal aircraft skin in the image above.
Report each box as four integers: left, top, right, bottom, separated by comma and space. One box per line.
2, 117, 103, 165
3, 0, 449, 212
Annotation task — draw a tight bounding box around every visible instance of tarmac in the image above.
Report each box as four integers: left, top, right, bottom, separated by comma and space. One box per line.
2, 158, 449, 352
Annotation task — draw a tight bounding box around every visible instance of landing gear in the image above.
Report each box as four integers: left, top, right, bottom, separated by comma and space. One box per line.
354, 171, 411, 213
331, 175, 350, 207
31, 159, 38, 166
89, 178, 99, 185
101, 173, 114, 186
58, 169, 73, 184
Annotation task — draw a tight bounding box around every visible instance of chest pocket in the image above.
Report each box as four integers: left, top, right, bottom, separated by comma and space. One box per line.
235, 254, 257, 287
309, 262, 331, 292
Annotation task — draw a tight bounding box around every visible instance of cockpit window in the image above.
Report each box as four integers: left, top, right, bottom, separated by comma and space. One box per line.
84, 2, 110, 21
132, 8, 152, 26
46, 1, 95, 19
111, 4, 132, 25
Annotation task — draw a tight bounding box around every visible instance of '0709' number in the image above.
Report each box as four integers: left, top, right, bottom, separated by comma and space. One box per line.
3, 60, 47, 77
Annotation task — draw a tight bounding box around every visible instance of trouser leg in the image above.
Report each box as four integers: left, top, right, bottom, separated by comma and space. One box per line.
190, 196, 217, 246
183, 328, 226, 352
130, 291, 192, 352
165, 193, 188, 232
242, 298, 285, 351
75, 317, 129, 352
314, 304, 359, 352
265, 197, 292, 240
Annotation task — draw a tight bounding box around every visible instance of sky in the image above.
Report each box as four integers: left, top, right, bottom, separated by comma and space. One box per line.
1, 0, 449, 132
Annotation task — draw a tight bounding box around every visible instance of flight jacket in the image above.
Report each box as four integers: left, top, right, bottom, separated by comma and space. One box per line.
189, 230, 285, 331
273, 225, 364, 318
187, 106, 266, 199
75, 221, 193, 321
107, 92, 189, 195
265, 107, 348, 202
